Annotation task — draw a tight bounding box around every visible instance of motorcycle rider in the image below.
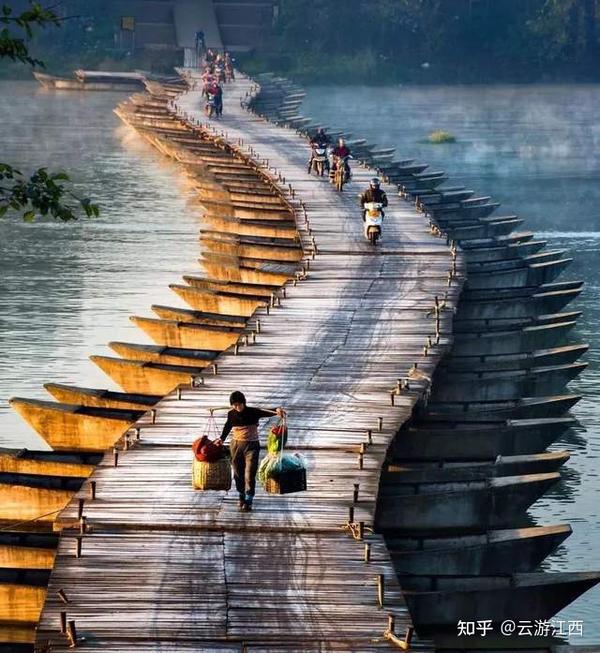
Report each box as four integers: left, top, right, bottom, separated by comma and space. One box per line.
331, 138, 352, 181
308, 128, 332, 174
360, 178, 388, 221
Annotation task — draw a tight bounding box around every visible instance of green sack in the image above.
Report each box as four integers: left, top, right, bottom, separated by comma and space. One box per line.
266, 418, 288, 455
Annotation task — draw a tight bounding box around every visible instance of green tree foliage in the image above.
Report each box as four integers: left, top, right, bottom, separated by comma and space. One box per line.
248, 0, 600, 83
0, 1, 99, 221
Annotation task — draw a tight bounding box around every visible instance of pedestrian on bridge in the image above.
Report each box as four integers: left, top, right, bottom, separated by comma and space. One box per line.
218, 391, 286, 512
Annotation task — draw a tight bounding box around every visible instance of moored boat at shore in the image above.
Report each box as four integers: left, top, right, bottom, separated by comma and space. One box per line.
34, 70, 144, 92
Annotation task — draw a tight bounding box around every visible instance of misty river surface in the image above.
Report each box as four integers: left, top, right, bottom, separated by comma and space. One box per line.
1, 81, 600, 642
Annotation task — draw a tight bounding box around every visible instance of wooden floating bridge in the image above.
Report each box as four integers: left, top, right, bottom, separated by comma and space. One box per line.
5, 67, 598, 653
17, 74, 461, 651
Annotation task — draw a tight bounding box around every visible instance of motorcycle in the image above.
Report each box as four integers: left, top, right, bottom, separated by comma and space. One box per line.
205, 93, 217, 118
310, 144, 329, 176
363, 201, 384, 244
331, 155, 351, 191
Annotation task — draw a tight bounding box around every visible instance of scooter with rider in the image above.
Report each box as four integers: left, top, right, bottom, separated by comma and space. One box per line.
360, 178, 388, 244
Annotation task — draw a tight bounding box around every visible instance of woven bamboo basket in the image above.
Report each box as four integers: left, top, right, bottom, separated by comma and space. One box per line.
264, 468, 307, 495
192, 457, 231, 491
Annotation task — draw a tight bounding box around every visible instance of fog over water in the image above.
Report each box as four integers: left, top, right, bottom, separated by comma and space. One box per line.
0, 80, 599, 642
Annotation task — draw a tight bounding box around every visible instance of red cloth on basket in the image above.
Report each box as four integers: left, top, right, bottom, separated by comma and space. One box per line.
192, 436, 224, 463
192, 414, 224, 462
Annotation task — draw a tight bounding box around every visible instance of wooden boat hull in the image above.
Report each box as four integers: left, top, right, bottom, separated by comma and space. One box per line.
203, 214, 298, 240
452, 321, 575, 356
442, 344, 589, 372
130, 316, 241, 349
183, 275, 277, 297
388, 525, 572, 576
200, 259, 296, 285
403, 572, 600, 634
0, 481, 75, 522
431, 363, 586, 402
432, 202, 501, 221
385, 452, 570, 482
463, 279, 582, 301
0, 545, 55, 570
91, 356, 202, 395
465, 259, 571, 289
34, 71, 141, 92
375, 473, 560, 532
199, 198, 292, 221
466, 249, 563, 272
453, 310, 582, 333
8, 398, 142, 451
0, 532, 57, 571
151, 305, 246, 327
109, 341, 218, 367
446, 218, 523, 240
169, 284, 267, 317
0, 451, 94, 478
200, 234, 303, 262
422, 394, 581, 421
0, 584, 46, 623
461, 240, 547, 263
458, 288, 583, 319
390, 417, 574, 461
43, 383, 160, 411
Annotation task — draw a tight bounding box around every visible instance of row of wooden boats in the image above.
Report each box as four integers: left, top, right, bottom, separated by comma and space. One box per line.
2, 74, 309, 649
250, 75, 599, 649
391, 119, 595, 641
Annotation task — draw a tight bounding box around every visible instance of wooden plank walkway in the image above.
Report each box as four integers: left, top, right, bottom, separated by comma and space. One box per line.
35, 74, 464, 651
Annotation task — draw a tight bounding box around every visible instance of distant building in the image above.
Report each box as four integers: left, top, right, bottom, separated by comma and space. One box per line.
115, 0, 278, 63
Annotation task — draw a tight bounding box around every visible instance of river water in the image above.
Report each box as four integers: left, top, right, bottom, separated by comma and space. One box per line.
0, 81, 599, 642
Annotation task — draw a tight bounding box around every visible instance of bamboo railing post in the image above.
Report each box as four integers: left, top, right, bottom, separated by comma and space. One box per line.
376, 574, 385, 608
59, 610, 67, 634
57, 589, 69, 604
358, 521, 365, 540
66, 620, 78, 647
353, 483, 360, 503
88, 480, 96, 500
364, 543, 371, 563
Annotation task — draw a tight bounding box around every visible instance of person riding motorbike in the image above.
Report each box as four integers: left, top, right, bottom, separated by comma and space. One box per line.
225, 52, 235, 80
331, 138, 352, 181
308, 128, 332, 174
205, 80, 222, 117
360, 178, 388, 221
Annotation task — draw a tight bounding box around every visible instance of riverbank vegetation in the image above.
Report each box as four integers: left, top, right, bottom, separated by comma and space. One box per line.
242, 0, 600, 84
3, 1, 600, 85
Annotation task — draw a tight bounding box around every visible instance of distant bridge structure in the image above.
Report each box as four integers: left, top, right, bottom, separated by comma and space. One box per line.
112, 0, 278, 59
